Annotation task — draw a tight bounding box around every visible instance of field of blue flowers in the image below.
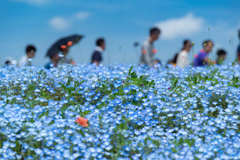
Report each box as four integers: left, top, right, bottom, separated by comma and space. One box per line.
0, 64, 240, 159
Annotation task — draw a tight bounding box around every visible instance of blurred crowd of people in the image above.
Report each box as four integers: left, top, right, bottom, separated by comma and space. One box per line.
141, 27, 235, 69
4, 28, 240, 69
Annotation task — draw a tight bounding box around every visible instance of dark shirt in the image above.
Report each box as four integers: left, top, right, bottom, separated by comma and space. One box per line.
193, 50, 207, 67
91, 50, 102, 63
237, 44, 240, 56
45, 62, 52, 69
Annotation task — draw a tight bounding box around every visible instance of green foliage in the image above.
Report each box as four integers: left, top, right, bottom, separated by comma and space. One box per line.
1, 65, 239, 159
128, 66, 155, 88
174, 137, 195, 147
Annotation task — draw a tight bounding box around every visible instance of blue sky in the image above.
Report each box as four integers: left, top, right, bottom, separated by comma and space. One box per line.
0, 0, 240, 66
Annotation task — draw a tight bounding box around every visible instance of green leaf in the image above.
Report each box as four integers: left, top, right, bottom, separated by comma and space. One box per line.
171, 148, 177, 153
128, 66, 133, 75
82, 110, 91, 117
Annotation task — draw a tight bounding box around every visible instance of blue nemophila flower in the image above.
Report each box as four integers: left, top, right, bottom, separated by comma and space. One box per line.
136, 92, 144, 98
123, 87, 130, 94
34, 88, 40, 93
35, 148, 43, 155
0, 64, 240, 159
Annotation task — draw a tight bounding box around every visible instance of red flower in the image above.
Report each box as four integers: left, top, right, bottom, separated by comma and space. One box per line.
194, 54, 198, 58
123, 81, 125, 83
75, 116, 88, 127
142, 50, 146, 54
168, 87, 171, 90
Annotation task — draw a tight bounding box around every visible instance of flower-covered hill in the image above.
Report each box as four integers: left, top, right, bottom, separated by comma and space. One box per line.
0, 64, 240, 159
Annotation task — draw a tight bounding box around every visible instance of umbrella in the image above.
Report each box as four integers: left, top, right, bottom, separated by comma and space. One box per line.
46, 34, 83, 57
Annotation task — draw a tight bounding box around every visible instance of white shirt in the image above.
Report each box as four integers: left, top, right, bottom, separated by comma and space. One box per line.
18, 55, 28, 67
140, 38, 154, 67
95, 46, 103, 53
176, 50, 189, 68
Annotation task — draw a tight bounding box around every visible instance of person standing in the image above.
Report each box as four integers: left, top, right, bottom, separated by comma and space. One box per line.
91, 38, 105, 66
193, 40, 215, 67
18, 45, 36, 67
140, 27, 160, 67
176, 40, 192, 68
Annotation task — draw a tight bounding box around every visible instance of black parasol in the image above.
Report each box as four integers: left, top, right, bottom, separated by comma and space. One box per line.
46, 34, 83, 57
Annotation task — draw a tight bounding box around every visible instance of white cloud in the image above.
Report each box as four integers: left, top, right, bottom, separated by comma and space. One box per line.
49, 17, 71, 30
13, 0, 49, 5
50, 12, 91, 31
75, 12, 91, 20
155, 13, 204, 39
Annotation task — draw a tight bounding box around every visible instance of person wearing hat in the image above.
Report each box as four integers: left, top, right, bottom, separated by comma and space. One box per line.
18, 45, 36, 67
140, 27, 160, 67
91, 38, 105, 66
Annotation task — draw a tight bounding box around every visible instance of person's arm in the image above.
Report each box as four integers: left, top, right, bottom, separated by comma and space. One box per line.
18, 57, 25, 67
92, 60, 99, 66
203, 57, 216, 65
53, 62, 58, 68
